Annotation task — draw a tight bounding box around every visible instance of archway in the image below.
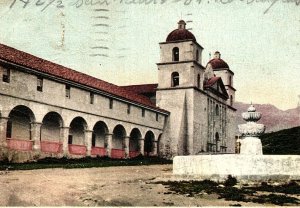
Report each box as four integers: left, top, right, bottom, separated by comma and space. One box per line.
92, 121, 108, 156
41, 112, 63, 153
112, 124, 126, 158
69, 117, 87, 155
172, 47, 179, 61
6, 105, 36, 151
129, 128, 142, 158
144, 131, 155, 156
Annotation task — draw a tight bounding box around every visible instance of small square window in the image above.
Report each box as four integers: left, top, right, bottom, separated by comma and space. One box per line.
142, 109, 145, 117
66, 85, 71, 98
2, 68, 10, 83
127, 104, 131, 114
37, 77, 43, 92
90, 92, 94, 104
109, 98, 113, 109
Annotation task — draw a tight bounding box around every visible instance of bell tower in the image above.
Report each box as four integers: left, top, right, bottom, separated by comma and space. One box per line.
209, 51, 236, 106
156, 20, 206, 157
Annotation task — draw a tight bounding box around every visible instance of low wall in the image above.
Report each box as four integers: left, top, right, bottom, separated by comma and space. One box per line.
173, 155, 300, 182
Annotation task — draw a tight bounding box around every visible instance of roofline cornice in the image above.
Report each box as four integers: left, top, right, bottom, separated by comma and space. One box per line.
159, 39, 204, 49
0, 59, 169, 115
156, 86, 236, 110
157, 60, 205, 69
225, 85, 237, 91
213, 68, 235, 75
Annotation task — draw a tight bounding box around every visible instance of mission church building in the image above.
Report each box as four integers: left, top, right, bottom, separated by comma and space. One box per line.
0, 20, 236, 162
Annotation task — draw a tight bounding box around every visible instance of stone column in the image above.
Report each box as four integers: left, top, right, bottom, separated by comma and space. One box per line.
0, 117, 9, 147
85, 130, 93, 156
124, 136, 130, 158
61, 127, 69, 155
152, 140, 158, 156
138, 138, 144, 156
105, 133, 113, 157
31, 122, 42, 151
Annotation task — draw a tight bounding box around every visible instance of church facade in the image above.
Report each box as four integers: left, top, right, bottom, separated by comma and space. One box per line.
0, 20, 236, 162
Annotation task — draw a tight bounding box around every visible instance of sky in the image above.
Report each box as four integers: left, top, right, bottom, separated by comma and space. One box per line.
0, 0, 299, 110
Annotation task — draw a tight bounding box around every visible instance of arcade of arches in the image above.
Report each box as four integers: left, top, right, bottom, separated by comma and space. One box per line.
0, 105, 160, 159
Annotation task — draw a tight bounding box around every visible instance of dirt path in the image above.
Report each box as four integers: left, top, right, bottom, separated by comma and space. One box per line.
0, 165, 268, 206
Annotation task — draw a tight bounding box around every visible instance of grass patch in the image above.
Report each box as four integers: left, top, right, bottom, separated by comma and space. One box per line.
157, 176, 300, 206
261, 126, 300, 155
0, 155, 172, 171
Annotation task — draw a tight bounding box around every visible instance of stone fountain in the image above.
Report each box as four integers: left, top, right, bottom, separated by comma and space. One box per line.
238, 104, 265, 155
173, 104, 300, 182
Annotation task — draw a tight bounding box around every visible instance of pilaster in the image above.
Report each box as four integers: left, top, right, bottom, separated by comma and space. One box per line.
0, 117, 9, 147
85, 130, 93, 156
31, 122, 42, 151
123, 136, 130, 158
105, 133, 113, 157
61, 127, 70, 155
138, 138, 144, 156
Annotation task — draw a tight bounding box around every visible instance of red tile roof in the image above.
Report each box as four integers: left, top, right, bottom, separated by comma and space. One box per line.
121, 84, 158, 94
203, 76, 221, 88
204, 76, 229, 99
0, 43, 168, 113
207, 58, 229, 69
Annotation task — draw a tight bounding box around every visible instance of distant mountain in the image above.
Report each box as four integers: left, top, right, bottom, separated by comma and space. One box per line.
234, 102, 300, 133
261, 126, 300, 155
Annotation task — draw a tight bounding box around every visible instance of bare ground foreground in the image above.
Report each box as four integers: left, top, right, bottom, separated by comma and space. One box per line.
0, 164, 293, 206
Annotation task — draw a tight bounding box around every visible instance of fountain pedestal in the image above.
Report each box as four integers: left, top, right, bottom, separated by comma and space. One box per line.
240, 137, 262, 155
238, 105, 265, 155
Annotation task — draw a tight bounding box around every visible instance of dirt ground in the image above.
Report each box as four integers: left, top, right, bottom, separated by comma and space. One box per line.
0, 164, 275, 206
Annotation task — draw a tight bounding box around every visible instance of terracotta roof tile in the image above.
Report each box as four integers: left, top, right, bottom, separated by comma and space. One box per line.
0, 43, 168, 113
121, 84, 158, 94
203, 76, 221, 88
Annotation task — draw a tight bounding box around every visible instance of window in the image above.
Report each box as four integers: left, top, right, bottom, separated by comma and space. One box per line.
229, 76, 232, 86
171, 72, 179, 87
196, 49, 199, 62
230, 95, 233, 106
65, 85, 70, 98
37, 76, 43, 92
127, 104, 131, 114
142, 109, 145, 117
68, 135, 73, 144
172, 47, 179, 61
2, 68, 10, 83
156, 113, 159, 121
215, 104, 219, 116
197, 74, 201, 88
90, 92, 94, 104
109, 98, 113, 109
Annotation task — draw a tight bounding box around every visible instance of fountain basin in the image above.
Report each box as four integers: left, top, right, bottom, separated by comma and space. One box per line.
173, 155, 300, 182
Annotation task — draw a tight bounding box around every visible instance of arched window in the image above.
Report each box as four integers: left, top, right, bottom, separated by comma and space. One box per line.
215, 104, 219, 116
197, 74, 201, 88
196, 49, 199, 62
229, 76, 232, 86
230, 95, 233, 106
172, 47, 179, 61
171, 72, 179, 87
